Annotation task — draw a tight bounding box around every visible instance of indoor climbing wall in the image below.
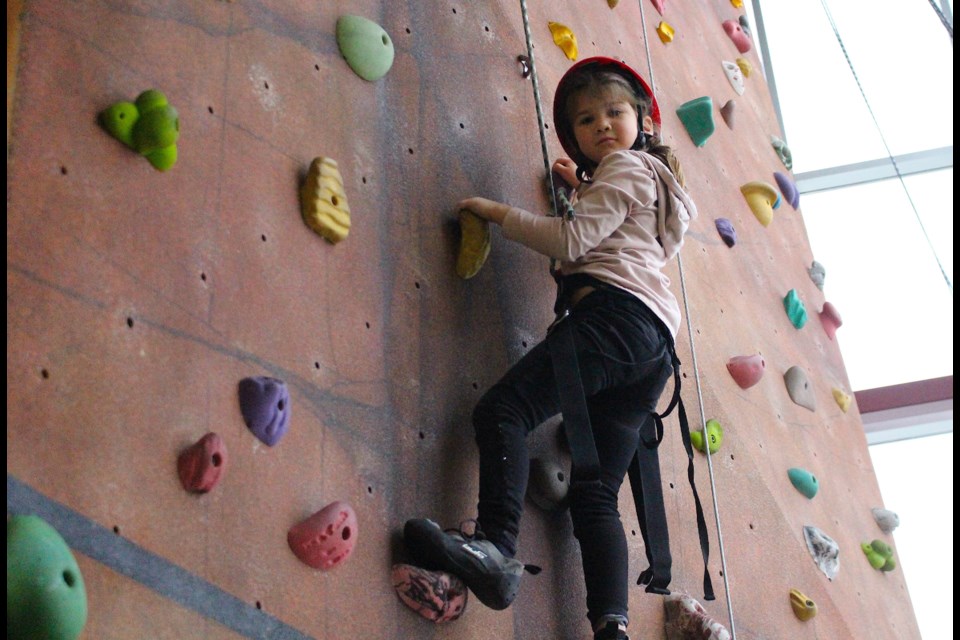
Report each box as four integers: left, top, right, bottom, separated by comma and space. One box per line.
7, 1, 922, 639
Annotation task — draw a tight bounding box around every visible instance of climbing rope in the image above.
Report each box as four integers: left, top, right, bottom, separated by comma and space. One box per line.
819, 0, 953, 293
925, 0, 954, 39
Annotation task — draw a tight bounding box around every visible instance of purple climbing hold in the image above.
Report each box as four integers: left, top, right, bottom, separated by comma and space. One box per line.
715, 218, 737, 247
238, 376, 291, 446
774, 172, 800, 209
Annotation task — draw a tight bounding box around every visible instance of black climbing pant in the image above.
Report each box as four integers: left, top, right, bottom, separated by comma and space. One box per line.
472, 286, 674, 626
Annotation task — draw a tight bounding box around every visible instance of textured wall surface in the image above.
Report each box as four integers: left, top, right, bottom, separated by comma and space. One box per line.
7, 1, 921, 639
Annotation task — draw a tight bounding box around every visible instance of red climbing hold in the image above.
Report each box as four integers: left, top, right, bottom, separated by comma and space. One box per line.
726, 354, 765, 389
177, 432, 228, 493
287, 501, 358, 571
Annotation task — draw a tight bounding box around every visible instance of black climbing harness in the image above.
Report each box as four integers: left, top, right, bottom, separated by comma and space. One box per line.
548, 273, 715, 602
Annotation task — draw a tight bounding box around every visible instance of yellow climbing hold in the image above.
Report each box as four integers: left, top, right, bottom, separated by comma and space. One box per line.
548, 22, 578, 61
736, 57, 753, 78
656, 22, 675, 44
730, 0, 744, 7
740, 181, 778, 227
300, 157, 351, 244
456, 210, 491, 279
832, 387, 852, 413
607, 0, 620, 7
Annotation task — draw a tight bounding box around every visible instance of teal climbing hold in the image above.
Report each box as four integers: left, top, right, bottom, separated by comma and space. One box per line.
336, 15, 395, 82
783, 289, 807, 329
7, 515, 88, 640
788, 467, 819, 499
675, 96, 715, 147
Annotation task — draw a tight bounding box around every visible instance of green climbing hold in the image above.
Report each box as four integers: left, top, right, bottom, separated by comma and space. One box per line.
783, 289, 807, 329
336, 15, 395, 82
7, 515, 88, 640
861, 539, 896, 572
787, 467, 819, 499
675, 96, 715, 147
98, 89, 180, 172
691, 419, 723, 454
98, 101, 138, 148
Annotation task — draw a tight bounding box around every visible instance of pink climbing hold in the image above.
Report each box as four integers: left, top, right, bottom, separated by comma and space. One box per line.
819, 302, 843, 340
177, 432, 228, 493
650, 0, 666, 15
392, 564, 469, 623
288, 501, 358, 571
726, 354, 765, 389
722, 20, 752, 53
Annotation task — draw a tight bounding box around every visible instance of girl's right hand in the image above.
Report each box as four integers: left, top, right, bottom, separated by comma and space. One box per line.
552, 157, 579, 188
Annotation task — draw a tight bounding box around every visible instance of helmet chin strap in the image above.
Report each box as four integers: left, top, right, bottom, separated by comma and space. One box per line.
632, 129, 651, 150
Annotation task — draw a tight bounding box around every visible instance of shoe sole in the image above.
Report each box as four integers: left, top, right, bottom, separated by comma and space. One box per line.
403, 519, 520, 610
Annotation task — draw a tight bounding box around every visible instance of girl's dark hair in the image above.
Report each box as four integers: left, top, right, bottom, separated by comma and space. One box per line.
562, 69, 686, 188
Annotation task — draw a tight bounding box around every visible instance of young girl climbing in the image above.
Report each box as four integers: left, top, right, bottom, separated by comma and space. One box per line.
404, 56, 698, 640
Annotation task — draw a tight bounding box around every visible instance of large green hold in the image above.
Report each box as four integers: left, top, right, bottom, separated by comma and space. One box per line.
675, 96, 715, 147
7, 515, 88, 640
336, 15, 395, 81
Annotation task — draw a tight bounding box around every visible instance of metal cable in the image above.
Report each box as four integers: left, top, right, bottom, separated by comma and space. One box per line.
819, 0, 952, 293
636, 0, 737, 636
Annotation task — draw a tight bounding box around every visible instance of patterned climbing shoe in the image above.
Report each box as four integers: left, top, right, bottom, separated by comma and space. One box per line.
403, 518, 539, 610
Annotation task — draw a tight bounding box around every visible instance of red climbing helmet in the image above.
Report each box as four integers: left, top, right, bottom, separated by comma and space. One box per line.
553, 56, 661, 167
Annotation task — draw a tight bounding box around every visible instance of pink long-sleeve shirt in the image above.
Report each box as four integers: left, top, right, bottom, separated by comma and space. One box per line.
502, 149, 697, 337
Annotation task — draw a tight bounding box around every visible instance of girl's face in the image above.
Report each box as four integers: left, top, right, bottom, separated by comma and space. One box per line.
570, 86, 652, 165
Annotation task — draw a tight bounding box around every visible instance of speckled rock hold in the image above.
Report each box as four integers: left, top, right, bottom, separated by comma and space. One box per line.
664, 593, 731, 640
288, 501, 358, 571
177, 432, 228, 493
392, 564, 469, 623
238, 376, 291, 446
803, 525, 839, 580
